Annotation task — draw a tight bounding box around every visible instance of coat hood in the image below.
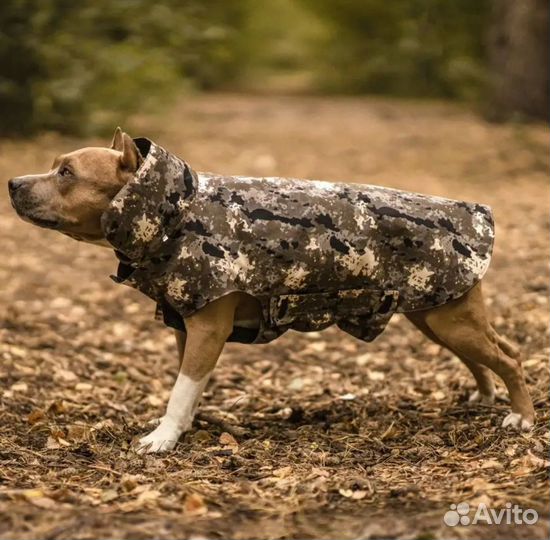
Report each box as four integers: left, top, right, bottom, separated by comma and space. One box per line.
101, 138, 198, 262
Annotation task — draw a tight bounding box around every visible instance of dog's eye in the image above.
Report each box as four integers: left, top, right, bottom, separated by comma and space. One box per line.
59, 166, 72, 177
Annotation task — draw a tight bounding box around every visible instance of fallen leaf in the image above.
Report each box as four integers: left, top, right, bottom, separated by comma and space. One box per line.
184, 493, 208, 516
8, 346, 26, 358
27, 409, 46, 425
273, 466, 292, 478
10, 381, 28, 392
120, 474, 139, 492
288, 377, 304, 391
67, 424, 89, 442
23, 489, 56, 509
101, 489, 119, 503
46, 436, 61, 450
219, 432, 238, 447
137, 489, 161, 503
47, 429, 71, 449
354, 352, 372, 366
48, 401, 67, 415
480, 459, 503, 469
306, 342, 327, 353
55, 369, 78, 382
275, 407, 293, 419
367, 370, 385, 381
467, 478, 497, 493
192, 430, 212, 443
147, 395, 163, 407
526, 450, 550, 468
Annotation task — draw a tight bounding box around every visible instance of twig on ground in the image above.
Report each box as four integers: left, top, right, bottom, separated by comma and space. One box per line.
196, 412, 249, 438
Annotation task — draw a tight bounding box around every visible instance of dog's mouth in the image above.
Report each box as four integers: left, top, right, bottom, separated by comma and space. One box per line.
21, 213, 61, 230
31, 216, 60, 229
10, 198, 61, 229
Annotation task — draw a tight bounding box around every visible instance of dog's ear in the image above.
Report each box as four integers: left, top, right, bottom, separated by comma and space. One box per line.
119, 132, 142, 172
110, 126, 124, 151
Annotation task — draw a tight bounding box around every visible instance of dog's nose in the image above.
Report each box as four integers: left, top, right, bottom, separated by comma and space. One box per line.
8, 177, 24, 195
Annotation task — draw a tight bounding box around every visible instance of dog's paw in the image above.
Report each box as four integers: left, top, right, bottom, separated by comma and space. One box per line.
468, 389, 495, 405
501, 412, 534, 431
136, 424, 180, 454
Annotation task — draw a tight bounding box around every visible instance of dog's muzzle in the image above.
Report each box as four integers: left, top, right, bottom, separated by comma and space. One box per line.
8, 177, 25, 196
8, 177, 61, 230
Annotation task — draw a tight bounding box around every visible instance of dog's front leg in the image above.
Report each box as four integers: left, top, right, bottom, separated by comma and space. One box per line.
147, 329, 187, 427
137, 296, 237, 454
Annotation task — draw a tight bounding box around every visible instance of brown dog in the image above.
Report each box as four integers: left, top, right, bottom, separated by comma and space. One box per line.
8, 128, 535, 453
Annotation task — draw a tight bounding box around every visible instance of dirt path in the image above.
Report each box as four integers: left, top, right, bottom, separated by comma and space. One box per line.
0, 95, 548, 539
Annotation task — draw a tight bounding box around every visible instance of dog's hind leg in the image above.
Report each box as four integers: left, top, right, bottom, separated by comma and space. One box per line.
137, 296, 237, 453
407, 282, 535, 430
406, 311, 495, 405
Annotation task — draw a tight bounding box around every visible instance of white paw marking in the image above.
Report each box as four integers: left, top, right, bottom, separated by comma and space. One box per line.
501, 412, 534, 431
137, 423, 180, 454
137, 373, 211, 454
468, 390, 495, 405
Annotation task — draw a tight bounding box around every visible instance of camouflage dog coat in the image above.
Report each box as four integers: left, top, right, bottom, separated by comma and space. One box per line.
102, 138, 494, 344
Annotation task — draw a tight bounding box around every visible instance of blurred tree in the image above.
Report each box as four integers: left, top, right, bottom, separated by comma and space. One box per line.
298, 0, 491, 100
0, 0, 43, 135
487, 0, 548, 121
237, 0, 326, 92
0, 0, 247, 135
1, 0, 546, 135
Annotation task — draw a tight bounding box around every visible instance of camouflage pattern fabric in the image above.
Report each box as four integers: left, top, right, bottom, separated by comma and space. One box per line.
101, 138, 494, 344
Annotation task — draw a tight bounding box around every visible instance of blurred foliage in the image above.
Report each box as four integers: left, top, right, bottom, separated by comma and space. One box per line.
2, 0, 540, 136
237, 0, 326, 91
298, 0, 491, 99
0, 0, 247, 135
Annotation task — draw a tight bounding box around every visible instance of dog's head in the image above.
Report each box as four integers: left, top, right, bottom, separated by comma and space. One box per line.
8, 128, 142, 242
